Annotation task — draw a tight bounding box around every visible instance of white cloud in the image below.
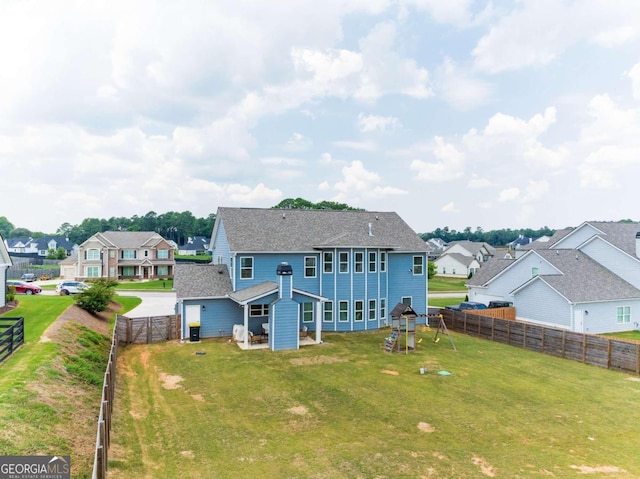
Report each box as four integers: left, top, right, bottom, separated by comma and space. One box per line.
284, 132, 313, 151
409, 136, 465, 182
332, 140, 378, 151
472, 1, 640, 74
628, 62, 640, 101
357, 113, 401, 132
326, 160, 406, 203
441, 202, 459, 213
498, 187, 520, 202
467, 176, 492, 188
435, 57, 491, 110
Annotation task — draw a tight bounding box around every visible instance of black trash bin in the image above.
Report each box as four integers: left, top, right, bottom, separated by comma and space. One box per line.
189, 324, 200, 342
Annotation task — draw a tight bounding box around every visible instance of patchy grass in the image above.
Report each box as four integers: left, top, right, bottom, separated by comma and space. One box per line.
109, 330, 640, 478
429, 275, 468, 292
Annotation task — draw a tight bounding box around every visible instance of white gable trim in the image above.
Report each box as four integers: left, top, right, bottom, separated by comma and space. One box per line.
551, 222, 605, 249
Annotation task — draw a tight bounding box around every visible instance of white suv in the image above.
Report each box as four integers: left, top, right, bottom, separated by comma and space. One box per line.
56, 281, 90, 295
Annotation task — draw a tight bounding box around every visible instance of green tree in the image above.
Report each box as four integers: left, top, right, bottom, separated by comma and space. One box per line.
74, 279, 117, 314
427, 261, 437, 279
0, 216, 15, 238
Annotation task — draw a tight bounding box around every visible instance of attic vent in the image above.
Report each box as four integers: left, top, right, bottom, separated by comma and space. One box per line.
282, 212, 286, 219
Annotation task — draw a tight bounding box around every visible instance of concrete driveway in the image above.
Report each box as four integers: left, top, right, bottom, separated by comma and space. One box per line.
118, 291, 177, 317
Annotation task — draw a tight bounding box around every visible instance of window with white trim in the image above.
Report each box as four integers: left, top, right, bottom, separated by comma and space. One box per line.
122, 266, 135, 276
157, 249, 169, 259
323, 301, 333, 322
354, 300, 364, 321
157, 265, 168, 276
532, 267, 539, 277
368, 299, 376, 321
380, 252, 387, 272
355, 252, 364, 273
339, 301, 349, 322
368, 252, 376, 273
305, 256, 317, 278
380, 298, 386, 320
617, 306, 631, 323
240, 257, 253, 279
250, 304, 269, 317
339, 252, 349, 273
86, 266, 99, 278
323, 252, 333, 273
413, 256, 424, 275
402, 296, 412, 306
302, 302, 314, 322
86, 248, 100, 260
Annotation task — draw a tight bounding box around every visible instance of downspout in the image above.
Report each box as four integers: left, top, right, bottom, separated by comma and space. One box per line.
350, 247, 354, 332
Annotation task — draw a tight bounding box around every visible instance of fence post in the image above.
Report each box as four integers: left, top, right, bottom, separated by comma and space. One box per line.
607, 339, 612, 369
636, 344, 640, 375
491, 317, 495, 341
582, 334, 587, 363
523, 323, 527, 348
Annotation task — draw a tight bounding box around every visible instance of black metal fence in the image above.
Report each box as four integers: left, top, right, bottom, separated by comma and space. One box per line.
0, 317, 25, 363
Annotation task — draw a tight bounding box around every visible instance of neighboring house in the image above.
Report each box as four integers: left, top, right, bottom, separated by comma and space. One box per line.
467, 221, 640, 334
177, 236, 210, 256
59, 254, 77, 279
68, 231, 175, 280
434, 252, 480, 278
507, 234, 534, 250
0, 234, 12, 308
434, 241, 495, 277
175, 207, 429, 351
4, 236, 78, 256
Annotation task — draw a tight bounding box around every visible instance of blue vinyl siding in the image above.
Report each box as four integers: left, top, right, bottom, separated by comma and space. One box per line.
183, 298, 241, 339
211, 220, 232, 265
388, 252, 427, 323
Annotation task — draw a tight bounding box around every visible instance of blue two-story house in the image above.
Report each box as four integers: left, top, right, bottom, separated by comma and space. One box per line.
174, 207, 429, 351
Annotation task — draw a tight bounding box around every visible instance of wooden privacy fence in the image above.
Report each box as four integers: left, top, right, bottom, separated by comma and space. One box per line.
115, 314, 180, 344
92, 324, 117, 479
0, 317, 24, 363
441, 309, 640, 374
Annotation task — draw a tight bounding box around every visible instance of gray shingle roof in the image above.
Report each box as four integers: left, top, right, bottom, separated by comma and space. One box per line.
216, 207, 428, 252
174, 264, 233, 298
227, 281, 278, 304
467, 258, 515, 286
517, 249, 640, 302
91, 231, 166, 248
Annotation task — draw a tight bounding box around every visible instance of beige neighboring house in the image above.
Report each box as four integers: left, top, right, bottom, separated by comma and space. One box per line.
434, 241, 496, 277
69, 231, 175, 280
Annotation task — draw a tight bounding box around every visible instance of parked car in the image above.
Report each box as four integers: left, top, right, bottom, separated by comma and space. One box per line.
56, 281, 89, 295
445, 301, 488, 311
488, 301, 513, 308
7, 280, 42, 295
21, 273, 36, 282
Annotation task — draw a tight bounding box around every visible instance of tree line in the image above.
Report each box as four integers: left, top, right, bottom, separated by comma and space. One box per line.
420, 226, 556, 247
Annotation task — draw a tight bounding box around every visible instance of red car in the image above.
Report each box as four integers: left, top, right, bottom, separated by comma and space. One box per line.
7, 280, 42, 295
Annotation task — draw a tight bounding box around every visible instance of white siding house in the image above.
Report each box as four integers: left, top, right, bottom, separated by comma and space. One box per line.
467, 221, 640, 334
0, 234, 12, 308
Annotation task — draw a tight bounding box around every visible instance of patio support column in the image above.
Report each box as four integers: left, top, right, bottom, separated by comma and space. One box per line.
243, 304, 249, 349
315, 301, 323, 344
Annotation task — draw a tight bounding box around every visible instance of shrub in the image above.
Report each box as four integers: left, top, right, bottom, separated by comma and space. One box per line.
74, 279, 117, 314
6, 285, 15, 303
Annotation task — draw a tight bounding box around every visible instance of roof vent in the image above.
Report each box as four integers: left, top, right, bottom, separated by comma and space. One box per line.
368, 223, 373, 236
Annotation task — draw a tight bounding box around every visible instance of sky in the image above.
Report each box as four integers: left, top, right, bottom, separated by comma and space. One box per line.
2, 0, 640, 236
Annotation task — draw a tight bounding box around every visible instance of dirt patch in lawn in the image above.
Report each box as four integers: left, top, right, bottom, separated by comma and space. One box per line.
472, 455, 496, 477
290, 355, 348, 366
159, 372, 184, 390
288, 405, 308, 416
381, 369, 400, 376
417, 422, 435, 433
570, 465, 626, 474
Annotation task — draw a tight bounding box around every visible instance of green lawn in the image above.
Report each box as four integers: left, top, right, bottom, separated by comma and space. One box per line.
108, 330, 640, 478
428, 275, 468, 292
0, 294, 141, 477
602, 330, 640, 341
428, 296, 465, 308
114, 279, 174, 291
